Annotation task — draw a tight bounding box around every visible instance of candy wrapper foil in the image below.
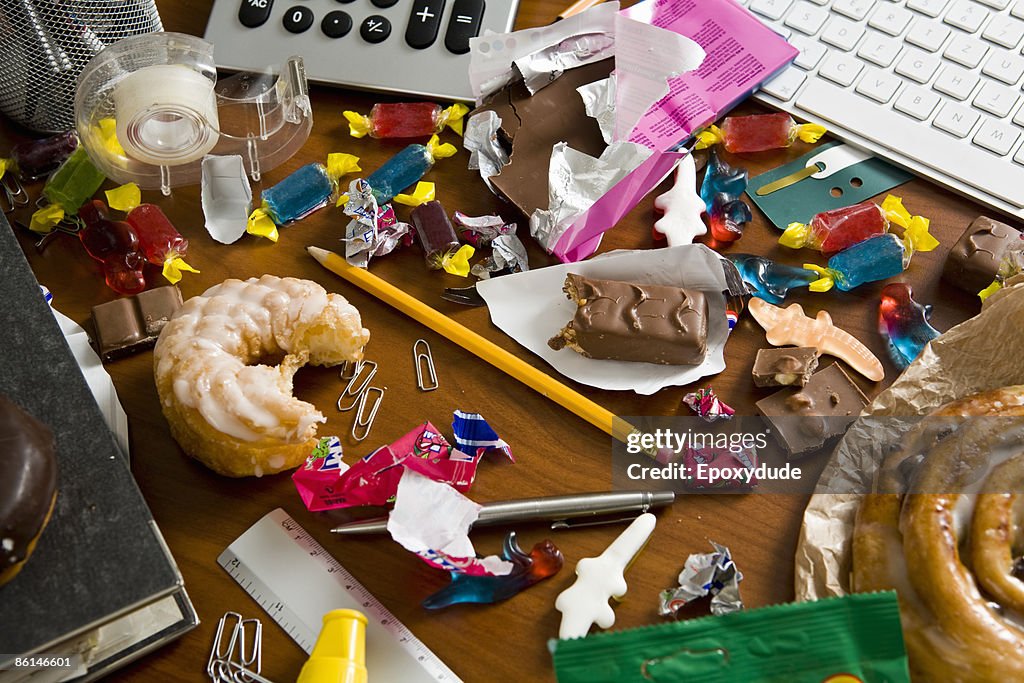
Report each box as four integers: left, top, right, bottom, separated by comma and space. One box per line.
795, 283, 1024, 601
514, 33, 616, 96
388, 470, 514, 576
682, 386, 734, 422
659, 541, 743, 616
682, 445, 757, 491
530, 141, 652, 254
452, 410, 514, 461
463, 111, 510, 192
577, 77, 616, 145
453, 211, 516, 247
471, 234, 530, 279
341, 178, 412, 268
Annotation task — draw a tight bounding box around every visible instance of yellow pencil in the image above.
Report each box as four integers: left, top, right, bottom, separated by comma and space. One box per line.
308, 246, 640, 446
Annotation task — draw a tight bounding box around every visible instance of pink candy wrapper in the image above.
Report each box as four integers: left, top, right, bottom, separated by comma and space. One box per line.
683, 386, 735, 422
683, 446, 758, 491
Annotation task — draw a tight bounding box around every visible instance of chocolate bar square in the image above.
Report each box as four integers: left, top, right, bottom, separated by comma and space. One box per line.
752, 347, 819, 387
90, 286, 182, 362
943, 216, 1022, 293
548, 273, 708, 365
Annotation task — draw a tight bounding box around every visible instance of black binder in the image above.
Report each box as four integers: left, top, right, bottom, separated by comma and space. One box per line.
0, 215, 197, 680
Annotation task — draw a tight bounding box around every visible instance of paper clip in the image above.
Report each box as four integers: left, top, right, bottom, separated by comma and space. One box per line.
337, 360, 378, 412
413, 339, 438, 391
0, 174, 27, 213
352, 386, 384, 442
207, 612, 277, 683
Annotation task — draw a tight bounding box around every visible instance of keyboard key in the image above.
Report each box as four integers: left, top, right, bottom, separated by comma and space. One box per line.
944, 0, 989, 32
856, 66, 904, 101
944, 34, 989, 67
982, 50, 1024, 84
974, 81, 1019, 116
821, 17, 865, 50
858, 31, 903, 65
895, 83, 941, 118
977, 0, 1011, 8
982, 15, 1024, 49
360, 14, 391, 42
933, 101, 981, 136
906, 20, 951, 51
321, 10, 353, 37
819, 51, 865, 85
973, 117, 1020, 154
750, 0, 794, 20
907, 0, 949, 16
796, 79, 1024, 205
1014, 145, 1024, 164
834, 0, 876, 19
895, 47, 942, 82
933, 64, 981, 99
444, 0, 484, 55
760, 65, 807, 100
239, 0, 274, 28
1014, 0, 1024, 18
282, 5, 314, 33
869, 4, 914, 35
407, 0, 445, 49
785, 2, 830, 34
791, 35, 828, 68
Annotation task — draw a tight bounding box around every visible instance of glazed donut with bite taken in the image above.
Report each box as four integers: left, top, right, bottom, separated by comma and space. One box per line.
154, 275, 369, 477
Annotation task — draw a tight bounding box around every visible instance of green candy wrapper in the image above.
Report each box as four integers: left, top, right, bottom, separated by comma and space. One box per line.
551, 592, 909, 683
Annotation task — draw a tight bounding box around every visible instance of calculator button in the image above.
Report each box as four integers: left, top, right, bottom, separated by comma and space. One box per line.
238, 0, 273, 28
282, 6, 314, 33
360, 15, 392, 43
322, 10, 352, 37
406, 0, 446, 49
335, 0, 356, 4
371, 0, 399, 7
445, 0, 484, 54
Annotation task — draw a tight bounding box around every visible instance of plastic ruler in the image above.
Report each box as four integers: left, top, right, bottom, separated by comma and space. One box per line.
217, 508, 462, 682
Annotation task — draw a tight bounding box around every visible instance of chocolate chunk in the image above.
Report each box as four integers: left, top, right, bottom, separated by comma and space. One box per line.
943, 216, 1022, 293
752, 347, 819, 387
548, 273, 708, 365
756, 363, 868, 456
470, 59, 612, 219
90, 286, 182, 362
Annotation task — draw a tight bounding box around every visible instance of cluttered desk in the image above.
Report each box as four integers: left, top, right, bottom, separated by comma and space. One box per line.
1, 0, 1024, 680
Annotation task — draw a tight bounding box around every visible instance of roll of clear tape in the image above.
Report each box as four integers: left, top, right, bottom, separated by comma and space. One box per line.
113, 65, 220, 166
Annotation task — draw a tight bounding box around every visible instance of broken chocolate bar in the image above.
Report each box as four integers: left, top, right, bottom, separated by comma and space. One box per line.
90, 286, 182, 362
755, 362, 868, 456
752, 347, 819, 387
548, 273, 708, 365
943, 216, 1022, 293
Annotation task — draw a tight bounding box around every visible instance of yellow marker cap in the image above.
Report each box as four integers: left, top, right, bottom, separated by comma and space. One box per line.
296, 609, 368, 683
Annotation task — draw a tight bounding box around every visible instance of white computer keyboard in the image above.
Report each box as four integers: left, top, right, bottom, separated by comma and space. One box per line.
748, 0, 1024, 219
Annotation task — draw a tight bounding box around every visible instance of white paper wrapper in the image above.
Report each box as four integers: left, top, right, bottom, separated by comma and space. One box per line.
476, 244, 729, 394
200, 155, 252, 244
795, 282, 1024, 601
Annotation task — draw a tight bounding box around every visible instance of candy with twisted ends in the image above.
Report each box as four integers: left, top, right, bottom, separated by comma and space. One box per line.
154, 275, 369, 477
853, 388, 1024, 681
555, 513, 656, 639
748, 298, 884, 382
652, 155, 706, 246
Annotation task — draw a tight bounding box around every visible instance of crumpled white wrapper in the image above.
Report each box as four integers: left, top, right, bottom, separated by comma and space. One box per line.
471, 233, 529, 279
795, 282, 1024, 601
577, 77, 616, 144
515, 33, 616, 96
464, 111, 509, 193
530, 141, 652, 252
387, 470, 513, 576
200, 155, 252, 244
476, 244, 729, 393
341, 178, 412, 268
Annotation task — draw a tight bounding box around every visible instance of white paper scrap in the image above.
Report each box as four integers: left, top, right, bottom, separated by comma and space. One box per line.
201, 155, 252, 245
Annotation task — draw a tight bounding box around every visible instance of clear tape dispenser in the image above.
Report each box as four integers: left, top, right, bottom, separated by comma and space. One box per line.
75, 32, 311, 194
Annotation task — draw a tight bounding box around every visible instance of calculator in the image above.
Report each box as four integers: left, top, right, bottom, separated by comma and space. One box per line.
203, 0, 521, 102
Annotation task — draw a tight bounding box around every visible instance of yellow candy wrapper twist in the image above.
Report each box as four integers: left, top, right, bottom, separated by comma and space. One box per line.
246, 204, 279, 242
979, 279, 1003, 301
97, 118, 125, 156
162, 258, 199, 285
426, 134, 457, 162
795, 122, 827, 143
880, 195, 939, 255
436, 244, 475, 277
393, 181, 435, 207
105, 182, 142, 213
30, 204, 65, 234
327, 152, 361, 181
803, 263, 835, 293
440, 103, 470, 136
694, 125, 724, 151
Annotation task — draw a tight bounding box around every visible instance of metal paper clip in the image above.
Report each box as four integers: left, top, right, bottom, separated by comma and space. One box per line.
413, 339, 438, 391
0, 174, 27, 213
337, 360, 378, 411
352, 386, 384, 442
207, 612, 276, 683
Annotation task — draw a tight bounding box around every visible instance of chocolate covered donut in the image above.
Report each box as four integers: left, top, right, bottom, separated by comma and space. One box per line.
0, 394, 57, 586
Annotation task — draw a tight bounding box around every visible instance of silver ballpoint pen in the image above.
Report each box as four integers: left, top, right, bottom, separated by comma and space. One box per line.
330, 490, 676, 535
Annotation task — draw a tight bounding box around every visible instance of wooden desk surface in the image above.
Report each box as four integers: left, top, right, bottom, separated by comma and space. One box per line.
0, 1, 991, 680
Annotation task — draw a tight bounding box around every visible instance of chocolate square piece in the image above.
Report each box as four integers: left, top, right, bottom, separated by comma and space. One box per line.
756, 363, 868, 456
90, 286, 182, 362
470, 59, 612, 219
943, 216, 1022, 293
752, 347, 819, 387
548, 273, 708, 365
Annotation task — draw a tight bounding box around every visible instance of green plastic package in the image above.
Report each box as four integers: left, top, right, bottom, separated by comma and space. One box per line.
551, 592, 909, 683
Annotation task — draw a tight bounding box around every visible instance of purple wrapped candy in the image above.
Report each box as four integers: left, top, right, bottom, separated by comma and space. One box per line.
11, 131, 79, 180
